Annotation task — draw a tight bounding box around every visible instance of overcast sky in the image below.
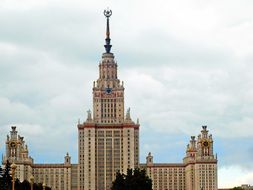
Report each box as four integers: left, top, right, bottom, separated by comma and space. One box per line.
0, 0, 253, 188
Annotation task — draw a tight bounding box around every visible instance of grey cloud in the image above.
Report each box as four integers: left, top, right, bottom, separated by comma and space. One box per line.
115, 32, 234, 69
1, 0, 253, 186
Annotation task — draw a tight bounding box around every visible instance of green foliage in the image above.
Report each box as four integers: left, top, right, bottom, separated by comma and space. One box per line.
14, 179, 52, 190
111, 168, 152, 190
0, 165, 3, 176
3, 160, 12, 190
231, 188, 244, 190
0, 165, 4, 190
0, 163, 51, 190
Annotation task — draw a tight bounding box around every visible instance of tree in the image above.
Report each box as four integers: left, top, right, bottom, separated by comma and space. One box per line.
3, 160, 12, 190
0, 165, 4, 190
111, 168, 152, 190
112, 172, 125, 190
14, 179, 22, 190
0, 165, 3, 176
22, 179, 31, 190
12, 179, 52, 190
231, 188, 253, 190
0, 162, 52, 190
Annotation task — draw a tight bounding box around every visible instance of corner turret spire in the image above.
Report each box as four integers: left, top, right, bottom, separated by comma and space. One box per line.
104, 8, 112, 53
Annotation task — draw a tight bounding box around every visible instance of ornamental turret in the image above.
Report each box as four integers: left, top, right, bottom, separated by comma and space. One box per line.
183, 126, 218, 190
3, 126, 33, 164
184, 126, 216, 163
146, 152, 153, 166
196, 126, 215, 159
64, 152, 71, 165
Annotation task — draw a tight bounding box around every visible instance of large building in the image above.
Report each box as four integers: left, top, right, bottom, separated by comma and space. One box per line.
77, 9, 139, 190
2, 10, 218, 190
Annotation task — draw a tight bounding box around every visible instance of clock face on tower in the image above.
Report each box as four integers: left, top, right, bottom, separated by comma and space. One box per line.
10, 141, 16, 148
202, 141, 209, 147
105, 87, 112, 94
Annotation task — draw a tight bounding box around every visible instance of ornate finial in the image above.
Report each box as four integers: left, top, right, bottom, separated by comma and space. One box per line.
104, 8, 112, 18
104, 8, 112, 53
11, 126, 16, 131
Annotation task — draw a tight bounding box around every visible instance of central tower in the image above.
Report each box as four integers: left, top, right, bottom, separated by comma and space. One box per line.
93, 9, 124, 124
78, 9, 140, 190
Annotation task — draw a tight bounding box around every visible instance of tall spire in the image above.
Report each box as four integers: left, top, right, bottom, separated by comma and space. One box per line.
104, 8, 112, 53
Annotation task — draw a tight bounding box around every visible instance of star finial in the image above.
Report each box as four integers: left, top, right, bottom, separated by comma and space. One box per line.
104, 8, 112, 53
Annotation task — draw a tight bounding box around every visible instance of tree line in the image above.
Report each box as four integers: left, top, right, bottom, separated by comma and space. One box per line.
0, 160, 51, 190
111, 168, 152, 190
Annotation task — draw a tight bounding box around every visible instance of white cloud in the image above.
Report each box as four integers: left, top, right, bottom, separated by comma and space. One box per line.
219, 166, 253, 188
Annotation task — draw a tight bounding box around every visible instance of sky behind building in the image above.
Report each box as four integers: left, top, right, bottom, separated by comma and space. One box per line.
0, 0, 253, 188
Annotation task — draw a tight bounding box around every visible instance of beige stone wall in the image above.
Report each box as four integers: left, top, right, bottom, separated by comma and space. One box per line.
146, 165, 185, 190
141, 161, 217, 190
71, 164, 78, 190
78, 124, 139, 190
12, 164, 33, 182
32, 165, 71, 190
194, 163, 217, 190
185, 164, 195, 190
